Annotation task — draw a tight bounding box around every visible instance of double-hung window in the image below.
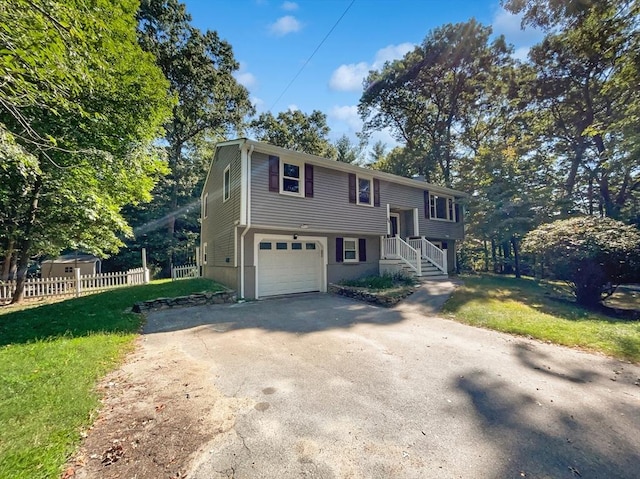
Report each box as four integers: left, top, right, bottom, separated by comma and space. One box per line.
357, 176, 373, 206
343, 238, 358, 262
429, 193, 456, 221
281, 159, 304, 196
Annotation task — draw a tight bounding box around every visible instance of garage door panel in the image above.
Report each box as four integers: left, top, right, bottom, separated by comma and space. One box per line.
257, 240, 323, 297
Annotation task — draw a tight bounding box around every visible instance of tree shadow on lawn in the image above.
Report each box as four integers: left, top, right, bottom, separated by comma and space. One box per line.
0, 279, 218, 346
455, 369, 640, 479
450, 275, 639, 324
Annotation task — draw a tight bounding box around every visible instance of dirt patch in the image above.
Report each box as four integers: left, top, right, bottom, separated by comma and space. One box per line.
65, 337, 249, 479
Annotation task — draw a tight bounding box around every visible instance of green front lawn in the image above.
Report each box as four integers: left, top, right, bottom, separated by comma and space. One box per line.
0, 278, 223, 479
443, 275, 640, 362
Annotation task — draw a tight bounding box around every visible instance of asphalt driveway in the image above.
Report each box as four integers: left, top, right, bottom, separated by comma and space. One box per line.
138, 281, 640, 479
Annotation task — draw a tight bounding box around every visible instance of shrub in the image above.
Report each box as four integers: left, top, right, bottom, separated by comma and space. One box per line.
522, 216, 640, 307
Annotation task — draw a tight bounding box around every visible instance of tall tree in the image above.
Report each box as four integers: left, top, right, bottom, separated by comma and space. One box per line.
504, 0, 640, 220
250, 109, 337, 158
359, 19, 513, 186
135, 0, 253, 274
0, 0, 172, 302
334, 134, 361, 163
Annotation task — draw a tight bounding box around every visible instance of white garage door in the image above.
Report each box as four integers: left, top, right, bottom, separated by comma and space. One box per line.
257, 240, 322, 297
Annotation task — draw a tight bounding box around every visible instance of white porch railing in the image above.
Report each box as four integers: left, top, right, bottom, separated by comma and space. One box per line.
380, 236, 422, 276
0, 267, 149, 304
171, 264, 200, 280
407, 237, 447, 274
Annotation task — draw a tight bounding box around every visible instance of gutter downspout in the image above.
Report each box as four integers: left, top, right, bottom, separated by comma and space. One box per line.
239, 144, 254, 299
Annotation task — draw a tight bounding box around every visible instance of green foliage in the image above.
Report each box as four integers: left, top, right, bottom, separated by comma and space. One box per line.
359, 19, 513, 186
116, 0, 254, 275
521, 217, 640, 306
0, 278, 222, 478
339, 273, 415, 290
1, 0, 174, 301
250, 109, 337, 158
334, 134, 362, 164
443, 274, 640, 362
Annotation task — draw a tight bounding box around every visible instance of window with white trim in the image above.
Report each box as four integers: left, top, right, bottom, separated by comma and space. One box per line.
357, 176, 373, 206
223, 165, 230, 202
203, 193, 208, 218
202, 242, 208, 264
429, 193, 456, 221
343, 238, 358, 263
280, 159, 304, 196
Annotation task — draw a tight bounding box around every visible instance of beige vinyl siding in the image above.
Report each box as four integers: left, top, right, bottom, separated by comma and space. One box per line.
250, 152, 386, 235
382, 181, 464, 240
250, 151, 463, 240
201, 144, 241, 279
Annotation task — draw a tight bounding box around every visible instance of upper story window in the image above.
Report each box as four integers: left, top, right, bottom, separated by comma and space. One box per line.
357, 176, 373, 206
203, 193, 208, 218
429, 193, 456, 221
269, 155, 313, 198
349, 173, 379, 207
281, 159, 304, 197
223, 165, 230, 202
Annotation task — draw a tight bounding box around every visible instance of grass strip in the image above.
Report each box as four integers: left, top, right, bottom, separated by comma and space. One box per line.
0, 278, 222, 479
442, 275, 640, 362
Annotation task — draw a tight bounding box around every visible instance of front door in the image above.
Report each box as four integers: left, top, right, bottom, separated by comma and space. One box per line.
390, 213, 400, 237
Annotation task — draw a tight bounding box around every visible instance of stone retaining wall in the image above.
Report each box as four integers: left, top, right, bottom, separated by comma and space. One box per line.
132, 290, 236, 313
328, 283, 415, 307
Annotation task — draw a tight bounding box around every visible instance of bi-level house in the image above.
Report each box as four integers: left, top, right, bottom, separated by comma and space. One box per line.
200, 139, 466, 299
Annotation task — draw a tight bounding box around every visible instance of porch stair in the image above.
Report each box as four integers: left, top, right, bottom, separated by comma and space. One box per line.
395, 259, 448, 280
379, 236, 448, 280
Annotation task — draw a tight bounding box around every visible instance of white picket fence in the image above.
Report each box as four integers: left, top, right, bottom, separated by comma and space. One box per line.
0, 267, 148, 304
171, 264, 200, 280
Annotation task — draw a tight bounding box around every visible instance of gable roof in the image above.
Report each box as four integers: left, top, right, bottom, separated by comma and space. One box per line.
216, 138, 467, 198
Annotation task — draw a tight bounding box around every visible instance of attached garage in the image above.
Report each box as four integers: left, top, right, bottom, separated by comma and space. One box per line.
255, 235, 326, 298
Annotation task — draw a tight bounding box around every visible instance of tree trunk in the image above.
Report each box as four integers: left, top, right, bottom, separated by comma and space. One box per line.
11, 176, 42, 304
483, 239, 489, 272
491, 239, 499, 273
1, 238, 15, 281
511, 236, 521, 279
502, 241, 513, 275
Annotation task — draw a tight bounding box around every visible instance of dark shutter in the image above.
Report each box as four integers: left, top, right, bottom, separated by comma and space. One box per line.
454, 203, 461, 222
424, 190, 430, 218
348, 173, 356, 203
358, 238, 367, 262
373, 179, 380, 207
305, 164, 314, 198
336, 237, 344, 262
441, 241, 448, 249
268, 155, 279, 192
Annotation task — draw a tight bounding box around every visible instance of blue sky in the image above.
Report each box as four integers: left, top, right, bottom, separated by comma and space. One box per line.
184, 0, 544, 148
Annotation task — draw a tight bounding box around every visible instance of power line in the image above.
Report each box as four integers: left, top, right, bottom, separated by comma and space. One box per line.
269, 0, 356, 111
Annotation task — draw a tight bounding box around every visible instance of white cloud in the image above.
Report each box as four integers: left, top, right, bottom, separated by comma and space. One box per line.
234, 62, 257, 88
287, 104, 299, 112
236, 72, 256, 88
281, 1, 298, 11
372, 42, 415, 69
269, 15, 302, 36
251, 96, 265, 111
329, 105, 362, 131
329, 43, 415, 92
329, 62, 369, 92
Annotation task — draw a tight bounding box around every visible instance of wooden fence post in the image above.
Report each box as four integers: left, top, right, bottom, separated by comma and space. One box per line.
75, 268, 81, 297
141, 248, 150, 284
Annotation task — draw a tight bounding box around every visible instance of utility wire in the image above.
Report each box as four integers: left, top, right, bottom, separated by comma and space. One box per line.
269, 0, 356, 111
